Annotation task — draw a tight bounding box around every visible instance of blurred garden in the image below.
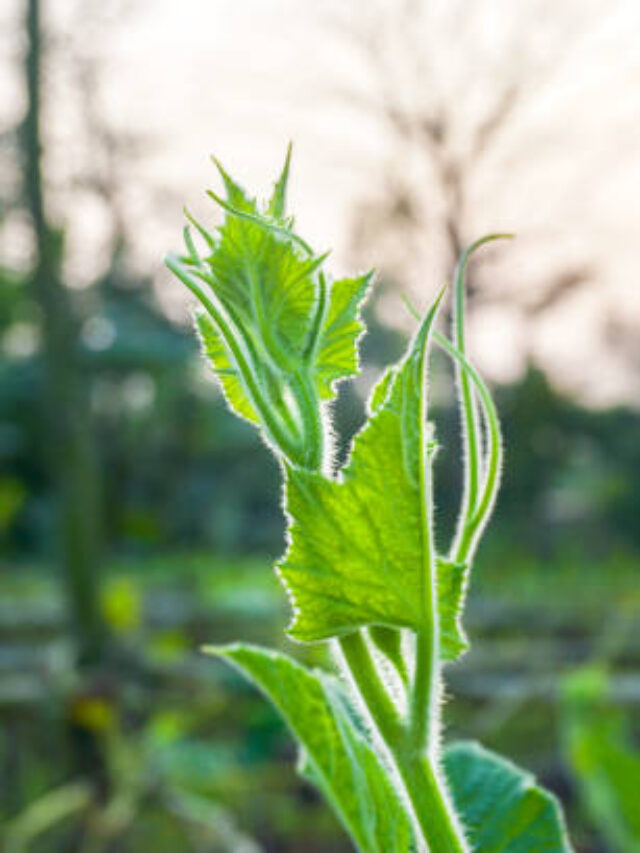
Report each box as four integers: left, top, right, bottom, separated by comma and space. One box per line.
1, 1, 639, 851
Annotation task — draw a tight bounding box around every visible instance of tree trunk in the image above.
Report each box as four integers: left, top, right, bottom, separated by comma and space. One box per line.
22, 0, 105, 666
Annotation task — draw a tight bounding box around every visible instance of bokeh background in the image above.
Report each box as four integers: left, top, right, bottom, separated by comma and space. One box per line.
1, 1, 639, 850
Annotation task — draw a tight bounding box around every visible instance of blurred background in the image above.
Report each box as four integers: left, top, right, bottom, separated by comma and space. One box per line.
1, 0, 639, 850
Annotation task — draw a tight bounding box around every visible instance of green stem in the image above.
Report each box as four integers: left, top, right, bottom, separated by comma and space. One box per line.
408, 290, 445, 754
337, 297, 470, 851
409, 347, 438, 751
292, 368, 325, 471
410, 628, 438, 750
396, 753, 468, 853
368, 627, 409, 686
303, 271, 329, 364
339, 634, 468, 852
338, 633, 404, 747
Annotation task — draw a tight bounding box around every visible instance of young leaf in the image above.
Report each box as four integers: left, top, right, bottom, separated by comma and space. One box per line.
367, 365, 395, 414
205, 644, 415, 853
314, 272, 373, 399
279, 290, 466, 657
211, 156, 256, 212
195, 312, 260, 425
167, 154, 372, 467
267, 142, 292, 219
444, 741, 573, 852
202, 209, 320, 362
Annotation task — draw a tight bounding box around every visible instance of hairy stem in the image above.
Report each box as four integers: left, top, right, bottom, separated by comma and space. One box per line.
338, 633, 404, 747
397, 754, 469, 853
398, 291, 445, 755
339, 634, 468, 852
291, 368, 325, 471
409, 330, 438, 752
368, 627, 409, 686
337, 298, 469, 852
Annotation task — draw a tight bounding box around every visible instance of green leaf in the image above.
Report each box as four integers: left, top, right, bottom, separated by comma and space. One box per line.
168, 154, 375, 465
314, 272, 373, 399
212, 157, 256, 212
444, 741, 573, 852
571, 726, 640, 850
201, 208, 321, 362
563, 666, 640, 850
436, 557, 468, 661
267, 142, 292, 219
368, 365, 395, 413
206, 643, 415, 853
279, 315, 434, 641
195, 312, 259, 424
279, 291, 465, 656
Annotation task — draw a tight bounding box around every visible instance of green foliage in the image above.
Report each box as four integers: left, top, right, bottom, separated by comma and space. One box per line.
279, 299, 466, 658
167, 149, 371, 470
168, 151, 573, 852
562, 666, 640, 851
445, 742, 571, 852
209, 644, 415, 853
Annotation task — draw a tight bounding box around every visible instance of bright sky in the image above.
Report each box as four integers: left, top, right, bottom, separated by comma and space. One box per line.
2, 0, 640, 405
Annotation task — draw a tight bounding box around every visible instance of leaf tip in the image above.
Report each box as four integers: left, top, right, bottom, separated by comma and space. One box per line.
270, 142, 295, 218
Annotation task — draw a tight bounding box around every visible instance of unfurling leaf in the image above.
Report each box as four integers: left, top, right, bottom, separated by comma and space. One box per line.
206, 644, 415, 853
166, 152, 371, 468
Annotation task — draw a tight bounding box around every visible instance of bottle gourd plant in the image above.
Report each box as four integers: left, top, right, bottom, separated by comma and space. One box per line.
166, 149, 573, 852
